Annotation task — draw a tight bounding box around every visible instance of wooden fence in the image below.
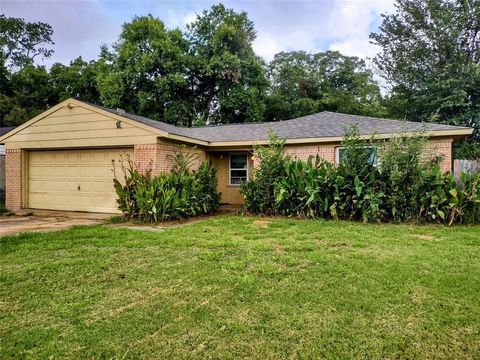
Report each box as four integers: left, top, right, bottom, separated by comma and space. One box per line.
454, 159, 480, 179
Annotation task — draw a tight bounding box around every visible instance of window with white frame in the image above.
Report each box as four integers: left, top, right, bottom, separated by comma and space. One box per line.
229, 153, 248, 185
335, 146, 379, 166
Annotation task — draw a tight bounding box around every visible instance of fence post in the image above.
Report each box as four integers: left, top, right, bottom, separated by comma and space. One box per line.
454, 159, 460, 180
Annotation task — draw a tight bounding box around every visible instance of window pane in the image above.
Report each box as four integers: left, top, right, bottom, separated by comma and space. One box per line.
338, 147, 378, 166
366, 148, 378, 166
231, 169, 247, 177
230, 177, 245, 185
230, 154, 247, 169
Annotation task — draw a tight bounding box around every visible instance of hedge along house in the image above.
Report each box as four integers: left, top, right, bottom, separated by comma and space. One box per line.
0, 98, 473, 213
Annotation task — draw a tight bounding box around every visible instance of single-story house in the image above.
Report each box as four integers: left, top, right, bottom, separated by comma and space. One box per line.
0, 98, 473, 213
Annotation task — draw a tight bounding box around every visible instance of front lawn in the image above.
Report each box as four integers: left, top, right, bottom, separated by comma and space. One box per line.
1, 216, 479, 359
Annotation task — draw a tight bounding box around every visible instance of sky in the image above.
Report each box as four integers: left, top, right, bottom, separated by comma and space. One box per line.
2, 0, 396, 68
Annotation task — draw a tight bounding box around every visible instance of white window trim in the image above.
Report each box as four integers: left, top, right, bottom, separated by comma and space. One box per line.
335, 146, 379, 166
229, 152, 249, 186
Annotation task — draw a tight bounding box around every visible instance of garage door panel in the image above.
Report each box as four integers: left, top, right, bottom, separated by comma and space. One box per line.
29, 148, 132, 213
54, 167, 65, 176
80, 166, 92, 177
29, 166, 45, 177
29, 180, 47, 191
54, 152, 66, 162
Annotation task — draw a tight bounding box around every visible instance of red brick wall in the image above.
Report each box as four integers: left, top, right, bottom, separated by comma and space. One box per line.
285, 144, 336, 163
5, 149, 22, 211
426, 138, 453, 173
285, 138, 453, 172
133, 143, 206, 175
133, 144, 157, 174
0, 155, 5, 191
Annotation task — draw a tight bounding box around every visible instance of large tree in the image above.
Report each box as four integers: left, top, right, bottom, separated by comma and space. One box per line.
265, 51, 386, 121
96, 15, 192, 126
50, 57, 100, 103
186, 4, 268, 125
0, 15, 54, 70
0, 15, 55, 126
1, 64, 54, 126
371, 0, 480, 137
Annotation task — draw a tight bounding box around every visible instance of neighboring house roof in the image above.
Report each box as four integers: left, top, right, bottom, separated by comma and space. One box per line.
0, 127, 16, 153
93, 101, 471, 143
0, 126, 16, 137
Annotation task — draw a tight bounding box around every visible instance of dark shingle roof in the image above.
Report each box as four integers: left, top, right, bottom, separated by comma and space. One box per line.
0, 126, 16, 137
85, 100, 471, 143
177, 112, 469, 142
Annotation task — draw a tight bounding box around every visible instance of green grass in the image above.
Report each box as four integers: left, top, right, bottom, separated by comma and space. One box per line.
1, 216, 479, 359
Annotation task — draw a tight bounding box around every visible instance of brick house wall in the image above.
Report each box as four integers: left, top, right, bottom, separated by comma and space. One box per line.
285, 144, 336, 163
134, 143, 207, 175
426, 138, 452, 173
285, 137, 453, 172
5, 149, 23, 211
0, 154, 5, 191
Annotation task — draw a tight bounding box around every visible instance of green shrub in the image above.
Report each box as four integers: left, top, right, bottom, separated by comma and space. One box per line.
242, 126, 480, 225
377, 134, 441, 222
453, 141, 480, 160
113, 152, 220, 223
240, 131, 287, 215
275, 156, 336, 218
419, 166, 480, 225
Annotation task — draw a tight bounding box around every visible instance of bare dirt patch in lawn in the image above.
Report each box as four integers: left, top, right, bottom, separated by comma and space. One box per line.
251, 219, 271, 227
412, 234, 435, 241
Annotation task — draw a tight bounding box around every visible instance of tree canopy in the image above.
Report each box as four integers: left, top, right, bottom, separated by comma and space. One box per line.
0, 14, 54, 70
186, 4, 268, 125
1, 0, 479, 142
265, 50, 386, 121
371, 0, 480, 138
96, 15, 191, 125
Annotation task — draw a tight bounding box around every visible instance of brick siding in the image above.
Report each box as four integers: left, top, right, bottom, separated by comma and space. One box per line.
285, 144, 336, 163
134, 143, 206, 175
285, 138, 453, 172
0, 155, 5, 191
426, 138, 452, 173
5, 149, 22, 211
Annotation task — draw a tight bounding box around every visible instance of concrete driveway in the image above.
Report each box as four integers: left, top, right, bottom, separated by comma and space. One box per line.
0, 210, 112, 237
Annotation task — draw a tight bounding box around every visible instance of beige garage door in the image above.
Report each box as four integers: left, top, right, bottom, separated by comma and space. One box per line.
28, 148, 133, 213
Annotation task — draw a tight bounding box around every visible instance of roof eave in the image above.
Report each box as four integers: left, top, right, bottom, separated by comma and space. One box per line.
206, 128, 474, 147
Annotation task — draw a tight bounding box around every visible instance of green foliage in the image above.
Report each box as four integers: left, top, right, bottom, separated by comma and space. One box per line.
0, 15, 54, 70
240, 131, 286, 214
376, 134, 437, 222
1, 64, 54, 126
167, 145, 200, 176
243, 127, 480, 225
186, 4, 268, 125
419, 166, 480, 225
454, 141, 480, 160
97, 15, 192, 126
113, 151, 220, 222
275, 156, 336, 219
49, 57, 100, 103
371, 0, 480, 138
265, 51, 387, 121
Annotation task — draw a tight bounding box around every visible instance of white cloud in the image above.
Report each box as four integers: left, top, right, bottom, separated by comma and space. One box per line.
1, 0, 397, 67
327, 0, 396, 59
248, 0, 395, 61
